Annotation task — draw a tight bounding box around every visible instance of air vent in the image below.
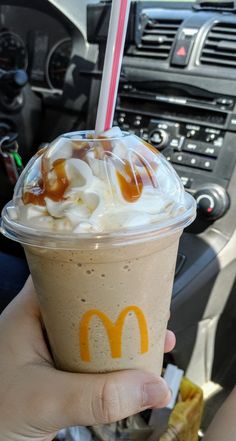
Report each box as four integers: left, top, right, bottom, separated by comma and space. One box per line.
134, 17, 183, 59
201, 22, 236, 68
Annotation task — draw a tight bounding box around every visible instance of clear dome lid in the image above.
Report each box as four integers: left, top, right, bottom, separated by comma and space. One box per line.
1, 129, 196, 248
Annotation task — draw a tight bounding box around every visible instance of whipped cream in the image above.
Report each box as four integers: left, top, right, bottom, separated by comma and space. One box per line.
16, 127, 186, 233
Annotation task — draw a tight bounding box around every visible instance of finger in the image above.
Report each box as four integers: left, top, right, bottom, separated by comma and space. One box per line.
0, 277, 52, 364
1, 277, 39, 320
38, 368, 171, 431
164, 330, 176, 353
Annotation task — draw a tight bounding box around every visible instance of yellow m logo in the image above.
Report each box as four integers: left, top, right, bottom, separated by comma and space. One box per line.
79, 305, 149, 362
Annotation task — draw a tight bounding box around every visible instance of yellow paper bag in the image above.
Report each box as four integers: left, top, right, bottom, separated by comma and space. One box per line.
160, 378, 204, 441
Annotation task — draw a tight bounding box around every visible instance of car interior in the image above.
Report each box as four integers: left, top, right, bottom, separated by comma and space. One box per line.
0, 0, 236, 437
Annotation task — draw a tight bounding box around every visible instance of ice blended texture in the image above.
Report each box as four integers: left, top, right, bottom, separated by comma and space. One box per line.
1, 128, 196, 374
24, 233, 180, 374
13, 127, 187, 234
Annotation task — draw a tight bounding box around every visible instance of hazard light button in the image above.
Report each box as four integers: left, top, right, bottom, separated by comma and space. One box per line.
171, 38, 195, 67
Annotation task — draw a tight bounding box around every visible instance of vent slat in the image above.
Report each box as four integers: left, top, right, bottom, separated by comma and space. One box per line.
201, 56, 236, 67
202, 49, 236, 59
139, 46, 171, 53
144, 29, 178, 36
142, 35, 173, 44
204, 42, 220, 48
132, 49, 169, 59
200, 22, 236, 69
207, 32, 236, 42
146, 24, 180, 30
211, 26, 236, 35
147, 21, 181, 28
134, 17, 182, 59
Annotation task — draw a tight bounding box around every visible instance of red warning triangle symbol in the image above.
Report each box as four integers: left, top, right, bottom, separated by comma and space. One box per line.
176, 46, 187, 57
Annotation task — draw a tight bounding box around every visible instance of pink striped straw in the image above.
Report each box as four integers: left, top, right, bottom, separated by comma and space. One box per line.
95, 0, 131, 133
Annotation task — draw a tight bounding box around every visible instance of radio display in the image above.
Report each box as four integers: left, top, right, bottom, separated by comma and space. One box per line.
118, 95, 227, 127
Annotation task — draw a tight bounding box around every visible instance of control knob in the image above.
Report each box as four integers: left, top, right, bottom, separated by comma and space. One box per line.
194, 185, 230, 221
149, 129, 169, 150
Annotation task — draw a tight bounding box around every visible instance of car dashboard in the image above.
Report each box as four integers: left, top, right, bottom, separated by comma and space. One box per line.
0, 4, 74, 92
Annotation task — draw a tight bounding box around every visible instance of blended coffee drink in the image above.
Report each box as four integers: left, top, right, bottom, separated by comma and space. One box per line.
1, 128, 196, 374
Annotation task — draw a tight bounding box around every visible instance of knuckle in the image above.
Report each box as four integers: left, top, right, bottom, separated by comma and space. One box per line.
93, 376, 122, 424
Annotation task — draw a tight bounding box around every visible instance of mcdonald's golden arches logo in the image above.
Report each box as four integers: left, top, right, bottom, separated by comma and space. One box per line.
79, 305, 149, 362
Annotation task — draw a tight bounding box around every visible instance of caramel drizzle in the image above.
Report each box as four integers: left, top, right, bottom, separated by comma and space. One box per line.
23, 157, 69, 206
72, 141, 91, 160
117, 161, 143, 203
23, 138, 158, 206
116, 139, 158, 203
72, 136, 112, 161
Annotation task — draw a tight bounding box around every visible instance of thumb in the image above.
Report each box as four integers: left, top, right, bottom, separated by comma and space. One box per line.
42, 368, 171, 432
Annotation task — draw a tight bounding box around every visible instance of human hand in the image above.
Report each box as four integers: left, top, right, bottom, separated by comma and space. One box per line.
0, 277, 176, 441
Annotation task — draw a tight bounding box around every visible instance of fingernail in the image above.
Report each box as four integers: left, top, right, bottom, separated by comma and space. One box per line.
142, 380, 170, 408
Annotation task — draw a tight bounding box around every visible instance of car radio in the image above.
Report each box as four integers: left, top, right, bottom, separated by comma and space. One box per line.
114, 84, 233, 222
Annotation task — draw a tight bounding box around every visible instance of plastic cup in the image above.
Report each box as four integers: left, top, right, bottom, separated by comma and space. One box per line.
1, 131, 196, 374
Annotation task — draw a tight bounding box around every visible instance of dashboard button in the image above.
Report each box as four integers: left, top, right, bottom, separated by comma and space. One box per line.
206, 134, 216, 142
171, 153, 186, 164
171, 152, 200, 167
214, 137, 224, 147
151, 132, 162, 145
134, 119, 141, 127
186, 129, 196, 138
194, 185, 230, 220
140, 130, 149, 141
170, 138, 180, 148
180, 176, 192, 188
199, 159, 214, 171
170, 136, 185, 151
186, 156, 201, 168
183, 140, 219, 158
183, 141, 202, 154
228, 114, 236, 131
149, 129, 169, 150
202, 145, 218, 158
118, 117, 125, 124
171, 38, 195, 67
